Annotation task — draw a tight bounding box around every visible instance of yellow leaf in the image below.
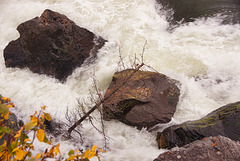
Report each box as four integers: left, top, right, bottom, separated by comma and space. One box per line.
3, 112, 8, 120
12, 147, 19, 152
0, 132, 5, 139
36, 153, 41, 159
83, 149, 91, 158
43, 112, 51, 121
30, 144, 34, 150
54, 143, 61, 155
30, 115, 38, 123
2, 97, 8, 102
91, 145, 98, 152
98, 149, 107, 153
25, 121, 37, 131
24, 138, 31, 142
48, 147, 54, 157
41, 106, 46, 110
40, 114, 45, 120
14, 127, 24, 138
67, 155, 75, 161
36, 129, 45, 142
0, 141, 7, 152
6, 105, 13, 108
15, 149, 24, 160
88, 151, 96, 159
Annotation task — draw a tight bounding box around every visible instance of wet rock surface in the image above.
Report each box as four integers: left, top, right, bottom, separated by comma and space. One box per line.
156, 101, 240, 149
103, 69, 180, 129
4, 9, 106, 81
154, 136, 240, 161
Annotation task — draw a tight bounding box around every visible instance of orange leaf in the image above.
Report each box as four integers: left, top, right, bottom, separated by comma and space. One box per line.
36, 129, 45, 142
30, 115, 38, 123
3, 113, 8, 120
36, 153, 41, 159
41, 106, 46, 110
15, 149, 24, 160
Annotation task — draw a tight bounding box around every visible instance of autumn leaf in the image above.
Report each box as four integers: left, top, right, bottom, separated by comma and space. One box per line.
24, 138, 31, 143
25, 121, 37, 131
0, 140, 6, 151
67, 155, 75, 160
3, 126, 12, 134
83, 149, 92, 159
43, 112, 51, 121
41, 106, 46, 110
88, 151, 96, 159
0, 104, 9, 114
68, 150, 74, 156
36, 153, 41, 159
54, 143, 61, 155
2, 97, 10, 102
36, 129, 45, 142
14, 127, 24, 138
30, 115, 38, 123
91, 145, 98, 152
13, 149, 24, 160
0, 132, 5, 139
40, 114, 45, 120
3, 112, 8, 120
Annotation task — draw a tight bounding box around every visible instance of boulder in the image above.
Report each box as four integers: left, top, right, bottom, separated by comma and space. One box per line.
102, 69, 180, 129
156, 0, 240, 27
156, 101, 240, 149
4, 9, 106, 81
154, 136, 240, 161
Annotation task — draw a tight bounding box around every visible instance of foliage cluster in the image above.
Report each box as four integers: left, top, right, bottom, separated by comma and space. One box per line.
0, 95, 103, 161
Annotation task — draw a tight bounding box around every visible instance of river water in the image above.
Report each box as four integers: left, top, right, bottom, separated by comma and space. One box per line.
0, 0, 240, 160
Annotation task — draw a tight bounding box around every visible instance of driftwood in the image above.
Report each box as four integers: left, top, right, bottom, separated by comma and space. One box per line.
67, 63, 144, 134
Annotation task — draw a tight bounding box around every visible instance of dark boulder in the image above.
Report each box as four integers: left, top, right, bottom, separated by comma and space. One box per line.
156, 0, 240, 27
154, 136, 240, 161
156, 101, 240, 149
4, 9, 106, 81
102, 69, 180, 129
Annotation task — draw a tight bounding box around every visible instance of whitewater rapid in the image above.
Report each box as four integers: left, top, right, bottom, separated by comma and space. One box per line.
1, 0, 240, 160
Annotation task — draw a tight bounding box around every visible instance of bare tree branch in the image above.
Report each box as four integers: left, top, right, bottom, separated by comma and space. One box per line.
67, 63, 144, 134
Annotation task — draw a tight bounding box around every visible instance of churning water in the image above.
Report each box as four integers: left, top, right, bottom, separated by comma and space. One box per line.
1, 0, 240, 160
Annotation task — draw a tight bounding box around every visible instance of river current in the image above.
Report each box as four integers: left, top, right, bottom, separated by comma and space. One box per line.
1, 0, 240, 160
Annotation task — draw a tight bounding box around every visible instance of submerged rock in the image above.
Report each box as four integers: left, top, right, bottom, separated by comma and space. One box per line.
102, 69, 180, 129
156, 0, 240, 27
154, 136, 240, 161
156, 101, 240, 149
4, 9, 106, 81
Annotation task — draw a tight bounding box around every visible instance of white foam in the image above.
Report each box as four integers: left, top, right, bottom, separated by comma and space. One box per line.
1, 0, 240, 160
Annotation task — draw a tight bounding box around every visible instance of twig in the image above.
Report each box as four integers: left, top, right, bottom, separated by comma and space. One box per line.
67, 63, 144, 134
